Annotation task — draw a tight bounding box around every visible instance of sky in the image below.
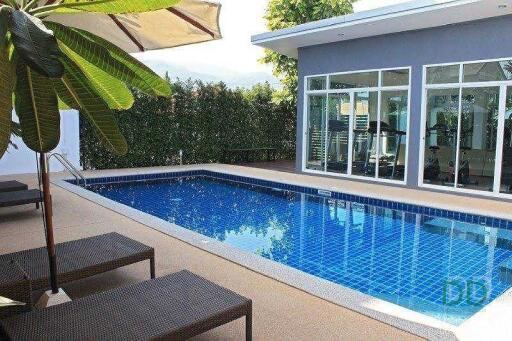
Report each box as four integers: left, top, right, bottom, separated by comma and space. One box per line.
135, 0, 411, 88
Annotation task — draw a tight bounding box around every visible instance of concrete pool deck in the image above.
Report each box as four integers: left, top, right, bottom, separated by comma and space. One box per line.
2, 163, 512, 340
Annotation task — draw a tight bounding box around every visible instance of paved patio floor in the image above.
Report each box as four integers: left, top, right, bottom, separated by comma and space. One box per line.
238, 160, 296, 173
0, 165, 426, 340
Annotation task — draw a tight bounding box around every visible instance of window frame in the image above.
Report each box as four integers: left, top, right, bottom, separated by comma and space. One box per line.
419, 57, 512, 198
302, 66, 412, 185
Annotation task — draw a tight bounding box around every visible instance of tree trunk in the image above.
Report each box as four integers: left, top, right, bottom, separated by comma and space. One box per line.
39, 153, 59, 294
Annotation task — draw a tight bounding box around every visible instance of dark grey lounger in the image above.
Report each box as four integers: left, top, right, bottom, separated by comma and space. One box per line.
0, 232, 155, 292
0, 189, 42, 209
0, 270, 252, 341
0, 181, 28, 193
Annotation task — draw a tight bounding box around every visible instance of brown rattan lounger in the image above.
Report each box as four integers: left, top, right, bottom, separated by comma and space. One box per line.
0, 270, 252, 341
0, 181, 28, 193
0, 232, 155, 292
0, 189, 42, 209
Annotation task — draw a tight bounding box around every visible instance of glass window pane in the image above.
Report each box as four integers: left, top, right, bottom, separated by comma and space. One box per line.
382, 69, 409, 87
330, 72, 378, 89
426, 65, 460, 84
352, 91, 378, 177
306, 95, 327, 170
463, 61, 512, 82
500, 87, 512, 194
378, 90, 408, 181
423, 88, 460, 187
307, 76, 326, 90
458, 87, 499, 191
327, 93, 351, 174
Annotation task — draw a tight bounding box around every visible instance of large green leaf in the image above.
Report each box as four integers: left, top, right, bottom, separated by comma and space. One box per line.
38, 0, 181, 14
15, 63, 60, 153
59, 42, 134, 110
54, 55, 127, 155
0, 35, 15, 157
8, 10, 63, 78
45, 22, 171, 98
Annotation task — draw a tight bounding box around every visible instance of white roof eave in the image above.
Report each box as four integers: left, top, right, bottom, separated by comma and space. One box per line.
251, 0, 512, 58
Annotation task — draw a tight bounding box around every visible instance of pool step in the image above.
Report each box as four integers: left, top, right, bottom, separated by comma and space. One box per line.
424, 218, 512, 251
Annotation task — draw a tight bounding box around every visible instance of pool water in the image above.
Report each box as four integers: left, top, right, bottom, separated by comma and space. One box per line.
88, 175, 512, 325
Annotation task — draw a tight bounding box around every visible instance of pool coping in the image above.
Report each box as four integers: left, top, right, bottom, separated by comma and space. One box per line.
53, 165, 512, 340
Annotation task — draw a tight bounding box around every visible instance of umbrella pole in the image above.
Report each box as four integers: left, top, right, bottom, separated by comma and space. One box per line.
39, 153, 59, 294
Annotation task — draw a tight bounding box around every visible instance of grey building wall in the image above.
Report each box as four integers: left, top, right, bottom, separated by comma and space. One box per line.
297, 14, 512, 189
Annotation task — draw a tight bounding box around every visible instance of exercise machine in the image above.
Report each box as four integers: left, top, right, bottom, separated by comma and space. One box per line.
354, 121, 405, 179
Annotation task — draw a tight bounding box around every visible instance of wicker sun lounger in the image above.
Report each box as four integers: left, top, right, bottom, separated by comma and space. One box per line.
0, 233, 155, 292
0, 189, 42, 209
0, 181, 28, 193
0, 270, 253, 341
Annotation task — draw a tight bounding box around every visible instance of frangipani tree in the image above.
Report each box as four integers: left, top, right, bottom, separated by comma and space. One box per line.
0, 0, 193, 157
0, 0, 221, 297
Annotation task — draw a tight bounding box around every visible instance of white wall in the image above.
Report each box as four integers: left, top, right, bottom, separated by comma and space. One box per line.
0, 110, 81, 176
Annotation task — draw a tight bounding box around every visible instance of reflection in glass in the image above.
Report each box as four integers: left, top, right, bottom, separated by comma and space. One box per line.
307, 76, 326, 90
306, 95, 327, 171
463, 61, 512, 83
426, 65, 460, 84
327, 94, 351, 174
458, 87, 499, 191
330, 71, 378, 89
382, 69, 410, 87
423, 89, 460, 187
500, 87, 512, 194
378, 91, 408, 180
352, 91, 378, 177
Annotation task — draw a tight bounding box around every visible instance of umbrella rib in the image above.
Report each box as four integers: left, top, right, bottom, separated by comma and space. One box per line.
44, 0, 143, 52
108, 14, 145, 52
167, 7, 215, 38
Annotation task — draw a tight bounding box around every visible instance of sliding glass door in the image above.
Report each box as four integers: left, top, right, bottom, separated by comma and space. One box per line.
500, 86, 512, 194
352, 91, 378, 177
304, 68, 410, 183
379, 90, 409, 181
306, 95, 327, 171
422, 59, 512, 196
423, 87, 500, 191
327, 93, 351, 174
423, 88, 459, 187
459, 87, 499, 192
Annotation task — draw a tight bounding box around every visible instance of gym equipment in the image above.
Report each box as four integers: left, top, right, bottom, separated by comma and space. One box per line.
354, 121, 406, 179
424, 146, 441, 181
325, 118, 349, 172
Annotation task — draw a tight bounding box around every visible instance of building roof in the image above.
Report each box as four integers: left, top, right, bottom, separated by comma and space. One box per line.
251, 0, 512, 58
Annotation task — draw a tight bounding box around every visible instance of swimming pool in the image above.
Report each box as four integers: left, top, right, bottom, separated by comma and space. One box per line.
80, 170, 512, 326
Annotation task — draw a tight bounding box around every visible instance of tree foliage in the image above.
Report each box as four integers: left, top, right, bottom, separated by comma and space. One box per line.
261, 0, 354, 103
0, 0, 176, 159
80, 80, 296, 170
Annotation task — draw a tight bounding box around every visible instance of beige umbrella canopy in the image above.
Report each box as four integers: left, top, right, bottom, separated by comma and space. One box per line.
45, 0, 222, 52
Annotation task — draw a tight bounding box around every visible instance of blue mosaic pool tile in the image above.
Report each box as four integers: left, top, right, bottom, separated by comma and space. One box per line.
66, 170, 512, 230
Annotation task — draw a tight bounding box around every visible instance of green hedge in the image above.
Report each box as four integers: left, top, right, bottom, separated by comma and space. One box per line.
80, 80, 296, 170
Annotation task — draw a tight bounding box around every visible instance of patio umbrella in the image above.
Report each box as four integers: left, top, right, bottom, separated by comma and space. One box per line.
23, 0, 222, 301
45, 0, 222, 52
